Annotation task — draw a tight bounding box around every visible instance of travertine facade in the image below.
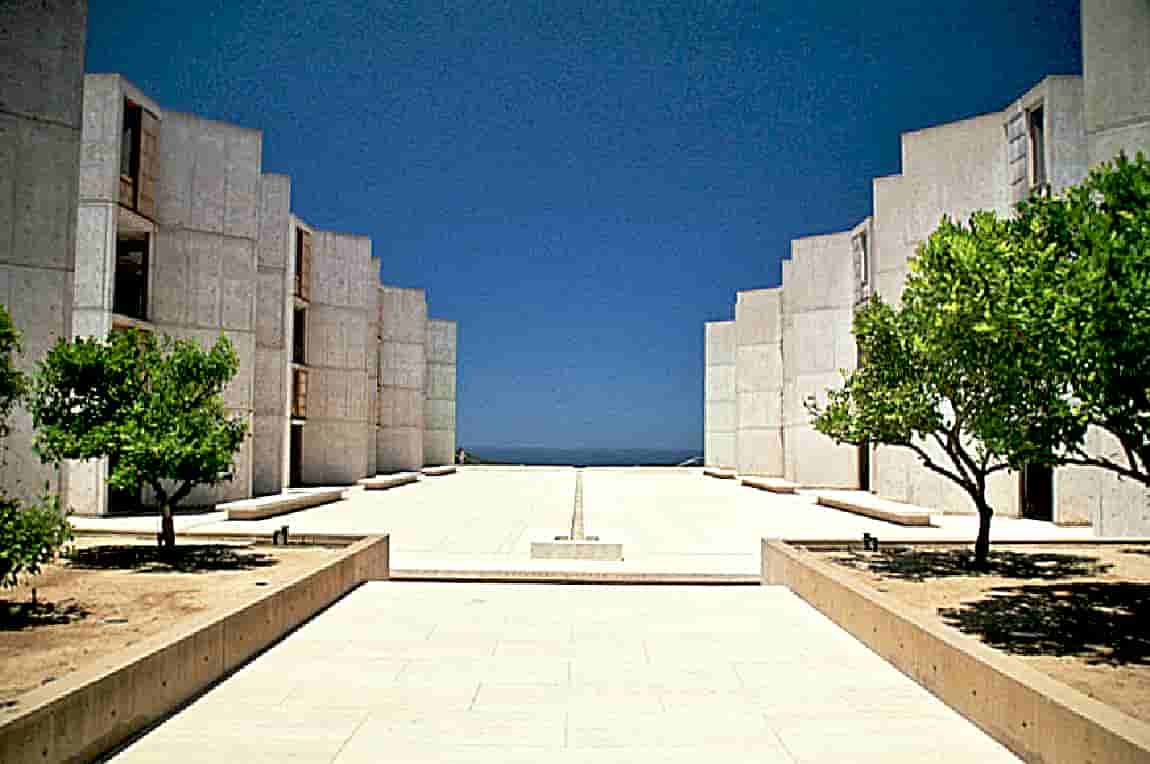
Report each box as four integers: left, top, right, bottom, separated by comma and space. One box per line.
707, 3, 1150, 532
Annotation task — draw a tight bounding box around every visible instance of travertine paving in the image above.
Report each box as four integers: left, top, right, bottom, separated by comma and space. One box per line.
73, 467, 1092, 576
110, 583, 1019, 763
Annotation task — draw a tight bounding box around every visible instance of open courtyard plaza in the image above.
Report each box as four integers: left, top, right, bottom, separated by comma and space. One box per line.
81, 468, 1088, 761
76, 467, 1090, 576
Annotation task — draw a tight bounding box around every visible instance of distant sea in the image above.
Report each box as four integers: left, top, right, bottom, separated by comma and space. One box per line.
465, 446, 701, 467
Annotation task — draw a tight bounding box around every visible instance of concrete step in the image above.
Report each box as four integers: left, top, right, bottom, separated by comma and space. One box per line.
741, 476, 799, 494
357, 472, 421, 490
816, 490, 935, 527
221, 487, 346, 521
420, 465, 457, 477
703, 467, 737, 479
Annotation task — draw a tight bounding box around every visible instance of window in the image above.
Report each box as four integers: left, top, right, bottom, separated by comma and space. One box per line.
121, 102, 141, 179
292, 307, 307, 365
852, 230, 869, 286
1028, 106, 1046, 188
294, 228, 312, 300
292, 367, 309, 419
118, 100, 158, 218
113, 233, 149, 320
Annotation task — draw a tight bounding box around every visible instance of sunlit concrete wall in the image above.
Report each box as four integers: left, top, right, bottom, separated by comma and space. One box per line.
423, 319, 457, 466
378, 285, 427, 472
252, 174, 293, 495
1004, 76, 1088, 206
735, 289, 783, 476
301, 231, 374, 484
703, 321, 736, 469
1082, 0, 1150, 165
151, 110, 262, 504
870, 112, 1021, 517
1067, 0, 1150, 532
0, 0, 86, 503
782, 230, 860, 488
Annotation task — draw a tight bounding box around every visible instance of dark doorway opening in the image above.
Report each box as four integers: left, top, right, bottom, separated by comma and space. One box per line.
858, 441, 871, 491
289, 424, 304, 488
1020, 464, 1054, 521
106, 456, 142, 513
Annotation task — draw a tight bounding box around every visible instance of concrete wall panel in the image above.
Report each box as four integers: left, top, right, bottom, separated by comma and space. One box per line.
735, 290, 783, 476
0, 0, 87, 127
378, 286, 427, 471
703, 321, 737, 469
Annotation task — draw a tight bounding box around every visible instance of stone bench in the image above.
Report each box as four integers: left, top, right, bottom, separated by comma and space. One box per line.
816, 490, 934, 527
357, 472, 421, 490
222, 487, 346, 521
420, 465, 457, 477
703, 467, 737, 479
741, 476, 799, 494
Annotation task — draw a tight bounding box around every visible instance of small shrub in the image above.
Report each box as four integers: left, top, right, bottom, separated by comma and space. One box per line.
0, 495, 72, 589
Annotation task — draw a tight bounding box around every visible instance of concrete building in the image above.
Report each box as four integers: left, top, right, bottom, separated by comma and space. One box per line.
707, 1, 1150, 533
703, 321, 736, 469
60, 72, 458, 514
0, 0, 87, 503
424, 319, 458, 467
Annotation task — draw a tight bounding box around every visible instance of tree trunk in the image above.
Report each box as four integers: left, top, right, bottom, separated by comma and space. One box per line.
974, 501, 993, 571
159, 504, 175, 550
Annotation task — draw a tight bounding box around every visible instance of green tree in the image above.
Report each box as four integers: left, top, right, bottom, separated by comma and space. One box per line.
0, 305, 71, 589
811, 213, 1047, 569
30, 329, 247, 549
1004, 153, 1150, 485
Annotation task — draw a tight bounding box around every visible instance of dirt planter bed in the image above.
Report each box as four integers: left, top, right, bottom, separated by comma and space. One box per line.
762, 538, 1150, 764
0, 534, 389, 764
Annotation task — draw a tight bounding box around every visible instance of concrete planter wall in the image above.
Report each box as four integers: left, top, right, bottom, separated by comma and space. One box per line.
0, 535, 388, 764
762, 538, 1150, 763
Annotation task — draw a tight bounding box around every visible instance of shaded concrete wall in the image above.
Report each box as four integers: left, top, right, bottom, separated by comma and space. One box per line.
735, 289, 783, 476
151, 111, 262, 504
703, 321, 736, 469
378, 285, 427, 471
1082, 0, 1150, 165
0, 0, 86, 502
252, 175, 293, 495
782, 230, 859, 487
302, 231, 374, 484
424, 319, 457, 466
871, 112, 1019, 517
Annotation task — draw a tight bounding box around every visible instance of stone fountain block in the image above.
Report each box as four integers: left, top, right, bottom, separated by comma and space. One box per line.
530, 535, 624, 561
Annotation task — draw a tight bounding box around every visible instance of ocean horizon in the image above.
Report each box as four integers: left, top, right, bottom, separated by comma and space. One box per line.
464, 446, 701, 467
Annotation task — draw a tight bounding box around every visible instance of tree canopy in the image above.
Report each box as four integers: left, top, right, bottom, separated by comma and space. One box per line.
30, 329, 246, 548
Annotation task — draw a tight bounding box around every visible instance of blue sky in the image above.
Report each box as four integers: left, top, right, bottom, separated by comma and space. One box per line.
86, 0, 1082, 452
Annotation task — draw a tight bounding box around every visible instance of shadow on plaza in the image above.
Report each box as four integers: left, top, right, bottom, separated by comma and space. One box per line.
0, 600, 88, 631
940, 582, 1150, 665
829, 548, 1112, 582
66, 544, 279, 573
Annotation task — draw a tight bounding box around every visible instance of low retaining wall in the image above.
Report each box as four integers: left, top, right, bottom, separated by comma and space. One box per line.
222, 487, 347, 520
0, 535, 389, 764
762, 539, 1150, 763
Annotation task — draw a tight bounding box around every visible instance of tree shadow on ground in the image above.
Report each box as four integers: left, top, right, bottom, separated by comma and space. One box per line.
1120, 547, 1150, 558
940, 582, 1150, 665
66, 545, 278, 573
0, 600, 88, 631
828, 548, 1111, 582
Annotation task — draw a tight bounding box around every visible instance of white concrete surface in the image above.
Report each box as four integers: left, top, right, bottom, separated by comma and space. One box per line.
110, 582, 1019, 763
704, 320, 737, 469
